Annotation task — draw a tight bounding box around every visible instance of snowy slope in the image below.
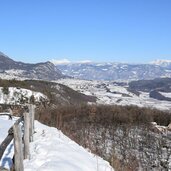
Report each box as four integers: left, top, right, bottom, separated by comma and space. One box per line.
0, 116, 114, 171
24, 121, 114, 171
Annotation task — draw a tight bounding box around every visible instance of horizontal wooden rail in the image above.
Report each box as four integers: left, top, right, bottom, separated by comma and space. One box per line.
0, 113, 12, 120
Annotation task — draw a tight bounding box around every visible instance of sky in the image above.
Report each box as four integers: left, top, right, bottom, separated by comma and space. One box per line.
0, 0, 171, 64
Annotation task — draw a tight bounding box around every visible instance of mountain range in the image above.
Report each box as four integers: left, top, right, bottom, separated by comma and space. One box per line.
56, 61, 171, 80
0, 51, 171, 81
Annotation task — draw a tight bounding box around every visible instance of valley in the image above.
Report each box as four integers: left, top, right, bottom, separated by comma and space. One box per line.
57, 78, 171, 111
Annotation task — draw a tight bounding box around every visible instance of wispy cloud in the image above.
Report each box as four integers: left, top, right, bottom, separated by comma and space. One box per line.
51, 59, 92, 65
76, 60, 92, 64
50, 59, 71, 65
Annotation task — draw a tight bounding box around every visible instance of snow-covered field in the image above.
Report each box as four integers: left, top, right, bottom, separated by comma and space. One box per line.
0, 116, 114, 171
57, 78, 171, 111
160, 92, 171, 98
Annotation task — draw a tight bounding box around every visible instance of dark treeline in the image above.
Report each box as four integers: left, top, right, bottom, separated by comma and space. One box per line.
36, 104, 171, 128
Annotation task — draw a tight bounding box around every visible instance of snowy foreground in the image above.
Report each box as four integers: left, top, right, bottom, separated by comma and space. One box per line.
0, 116, 15, 169
0, 116, 114, 171
24, 121, 114, 171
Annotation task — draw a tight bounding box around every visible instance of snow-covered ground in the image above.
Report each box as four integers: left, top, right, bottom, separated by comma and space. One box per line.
0, 116, 15, 169
159, 92, 171, 98
57, 78, 171, 111
24, 121, 114, 171
0, 116, 114, 171
0, 87, 48, 105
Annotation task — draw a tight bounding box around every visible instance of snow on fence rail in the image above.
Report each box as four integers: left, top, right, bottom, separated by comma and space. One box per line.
0, 105, 35, 171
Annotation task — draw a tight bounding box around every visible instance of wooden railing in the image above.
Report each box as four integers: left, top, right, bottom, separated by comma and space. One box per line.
0, 105, 35, 171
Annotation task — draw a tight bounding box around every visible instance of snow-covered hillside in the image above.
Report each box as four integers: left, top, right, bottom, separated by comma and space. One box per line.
0, 87, 48, 105
0, 116, 114, 171
57, 79, 171, 111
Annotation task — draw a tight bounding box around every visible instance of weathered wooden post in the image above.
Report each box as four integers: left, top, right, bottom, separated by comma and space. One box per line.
24, 112, 30, 159
13, 123, 24, 171
32, 105, 35, 132
29, 104, 35, 142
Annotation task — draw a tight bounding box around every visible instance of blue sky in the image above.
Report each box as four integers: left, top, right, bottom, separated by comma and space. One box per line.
0, 0, 171, 63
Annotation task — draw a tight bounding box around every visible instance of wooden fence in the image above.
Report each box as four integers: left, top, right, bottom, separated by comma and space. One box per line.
0, 104, 35, 171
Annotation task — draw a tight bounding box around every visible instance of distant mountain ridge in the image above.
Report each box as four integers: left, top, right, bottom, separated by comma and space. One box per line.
1, 51, 171, 81
56, 61, 171, 81
0, 52, 66, 80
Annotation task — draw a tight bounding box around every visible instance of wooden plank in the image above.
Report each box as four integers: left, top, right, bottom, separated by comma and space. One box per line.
32, 105, 35, 134
0, 113, 12, 120
13, 123, 24, 171
23, 112, 30, 159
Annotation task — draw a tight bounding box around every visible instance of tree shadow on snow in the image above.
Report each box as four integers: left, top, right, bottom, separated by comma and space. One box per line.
1, 143, 13, 168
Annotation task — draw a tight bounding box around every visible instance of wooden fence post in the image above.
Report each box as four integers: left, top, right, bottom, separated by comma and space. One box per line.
32, 105, 35, 133
29, 104, 35, 142
24, 112, 30, 159
13, 123, 24, 171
